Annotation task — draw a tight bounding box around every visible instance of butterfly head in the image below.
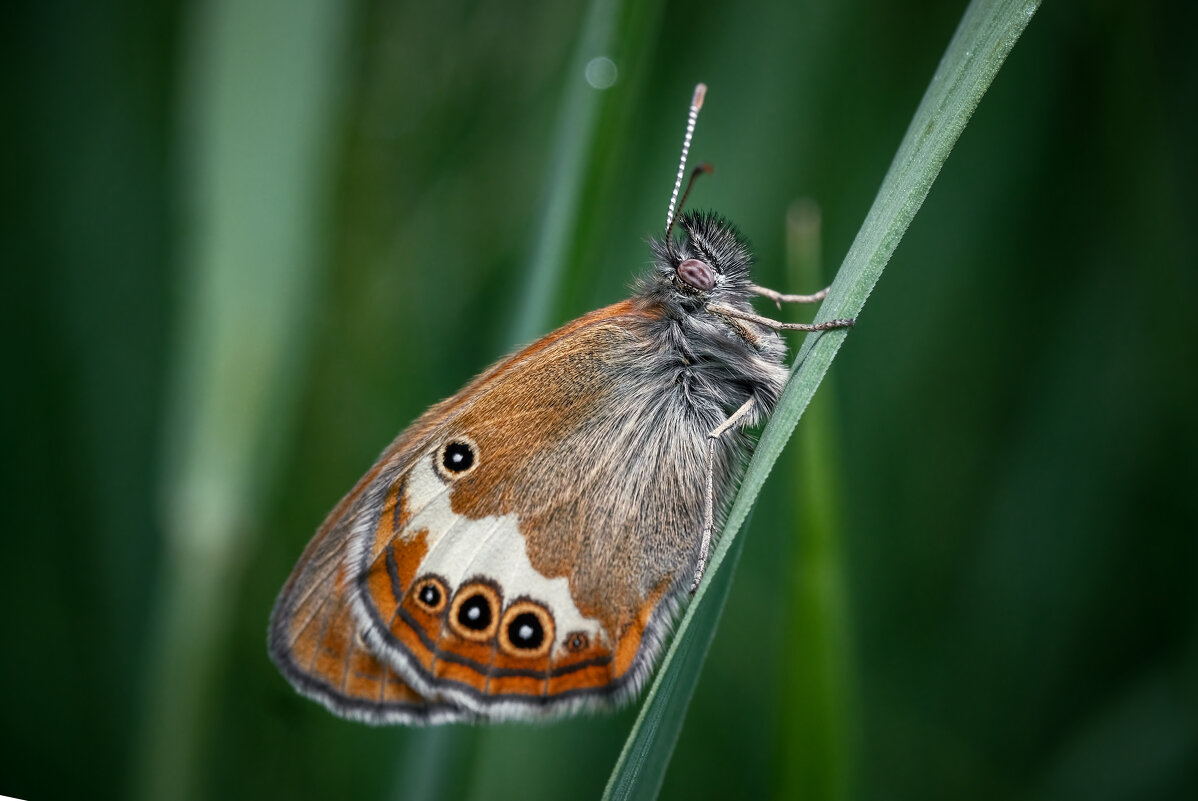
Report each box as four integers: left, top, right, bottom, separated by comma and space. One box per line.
644, 210, 755, 314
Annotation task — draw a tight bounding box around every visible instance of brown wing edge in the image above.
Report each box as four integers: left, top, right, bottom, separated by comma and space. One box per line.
267, 586, 475, 726
267, 407, 473, 725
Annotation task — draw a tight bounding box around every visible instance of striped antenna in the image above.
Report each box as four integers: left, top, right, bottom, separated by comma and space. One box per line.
665, 83, 707, 233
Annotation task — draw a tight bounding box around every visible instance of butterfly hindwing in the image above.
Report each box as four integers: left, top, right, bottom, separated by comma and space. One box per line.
346, 300, 715, 718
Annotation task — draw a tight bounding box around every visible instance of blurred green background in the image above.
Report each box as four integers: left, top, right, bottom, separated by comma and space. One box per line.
4, 0, 1196, 799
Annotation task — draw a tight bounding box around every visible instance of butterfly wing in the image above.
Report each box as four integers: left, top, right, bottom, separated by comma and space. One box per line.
268, 554, 473, 723
343, 299, 726, 720
269, 421, 475, 724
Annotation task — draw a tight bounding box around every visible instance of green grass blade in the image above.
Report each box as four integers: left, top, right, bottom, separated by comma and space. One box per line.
603, 1, 1042, 798
602, 513, 754, 801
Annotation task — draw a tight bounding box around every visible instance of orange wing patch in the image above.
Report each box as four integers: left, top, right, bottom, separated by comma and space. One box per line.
359, 506, 429, 630
361, 582, 672, 712
270, 546, 469, 723
545, 635, 614, 697
367, 476, 410, 560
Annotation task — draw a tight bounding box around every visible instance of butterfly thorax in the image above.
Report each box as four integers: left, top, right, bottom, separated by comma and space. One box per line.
636, 210, 789, 429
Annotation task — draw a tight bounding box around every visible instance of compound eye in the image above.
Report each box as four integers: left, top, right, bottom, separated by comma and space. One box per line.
677, 258, 715, 291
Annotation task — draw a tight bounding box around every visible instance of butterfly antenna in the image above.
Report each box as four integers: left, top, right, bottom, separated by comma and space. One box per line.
665, 83, 707, 238
674, 164, 713, 234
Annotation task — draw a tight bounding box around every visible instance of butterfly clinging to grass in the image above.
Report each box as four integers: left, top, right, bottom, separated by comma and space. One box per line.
269, 83, 854, 724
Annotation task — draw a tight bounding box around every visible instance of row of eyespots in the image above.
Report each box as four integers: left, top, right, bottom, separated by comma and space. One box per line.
410, 575, 590, 659
426, 439, 594, 657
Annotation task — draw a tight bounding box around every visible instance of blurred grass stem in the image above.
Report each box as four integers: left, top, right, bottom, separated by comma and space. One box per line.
134, 2, 348, 799
509, 0, 666, 346
777, 199, 857, 801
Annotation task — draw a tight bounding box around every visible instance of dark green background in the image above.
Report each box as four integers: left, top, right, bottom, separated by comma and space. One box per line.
4, 1, 1196, 799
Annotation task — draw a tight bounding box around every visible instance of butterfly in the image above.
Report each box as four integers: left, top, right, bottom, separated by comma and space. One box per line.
268, 84, 854, 724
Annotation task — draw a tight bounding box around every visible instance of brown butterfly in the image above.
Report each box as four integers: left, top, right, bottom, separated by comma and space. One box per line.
268, 84, 854, 724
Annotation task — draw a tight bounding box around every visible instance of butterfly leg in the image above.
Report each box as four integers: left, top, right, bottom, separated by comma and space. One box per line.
751, 283, 829, 310
706, 302, 855, 332
691, 397, 758, 593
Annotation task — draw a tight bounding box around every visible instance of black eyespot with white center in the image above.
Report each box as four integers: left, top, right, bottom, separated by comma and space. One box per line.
448, 581, 501, 641
457, 594, 491, 631
435, 437, 479, 480
411, 576, 448, 614
444, 442, 473, 471
498, 600, 555, 659
507, 612, 544, 651
565, 632, 589, 652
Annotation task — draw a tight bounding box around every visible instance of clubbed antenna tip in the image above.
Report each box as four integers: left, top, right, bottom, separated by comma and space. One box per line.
665, 83, 708, 234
